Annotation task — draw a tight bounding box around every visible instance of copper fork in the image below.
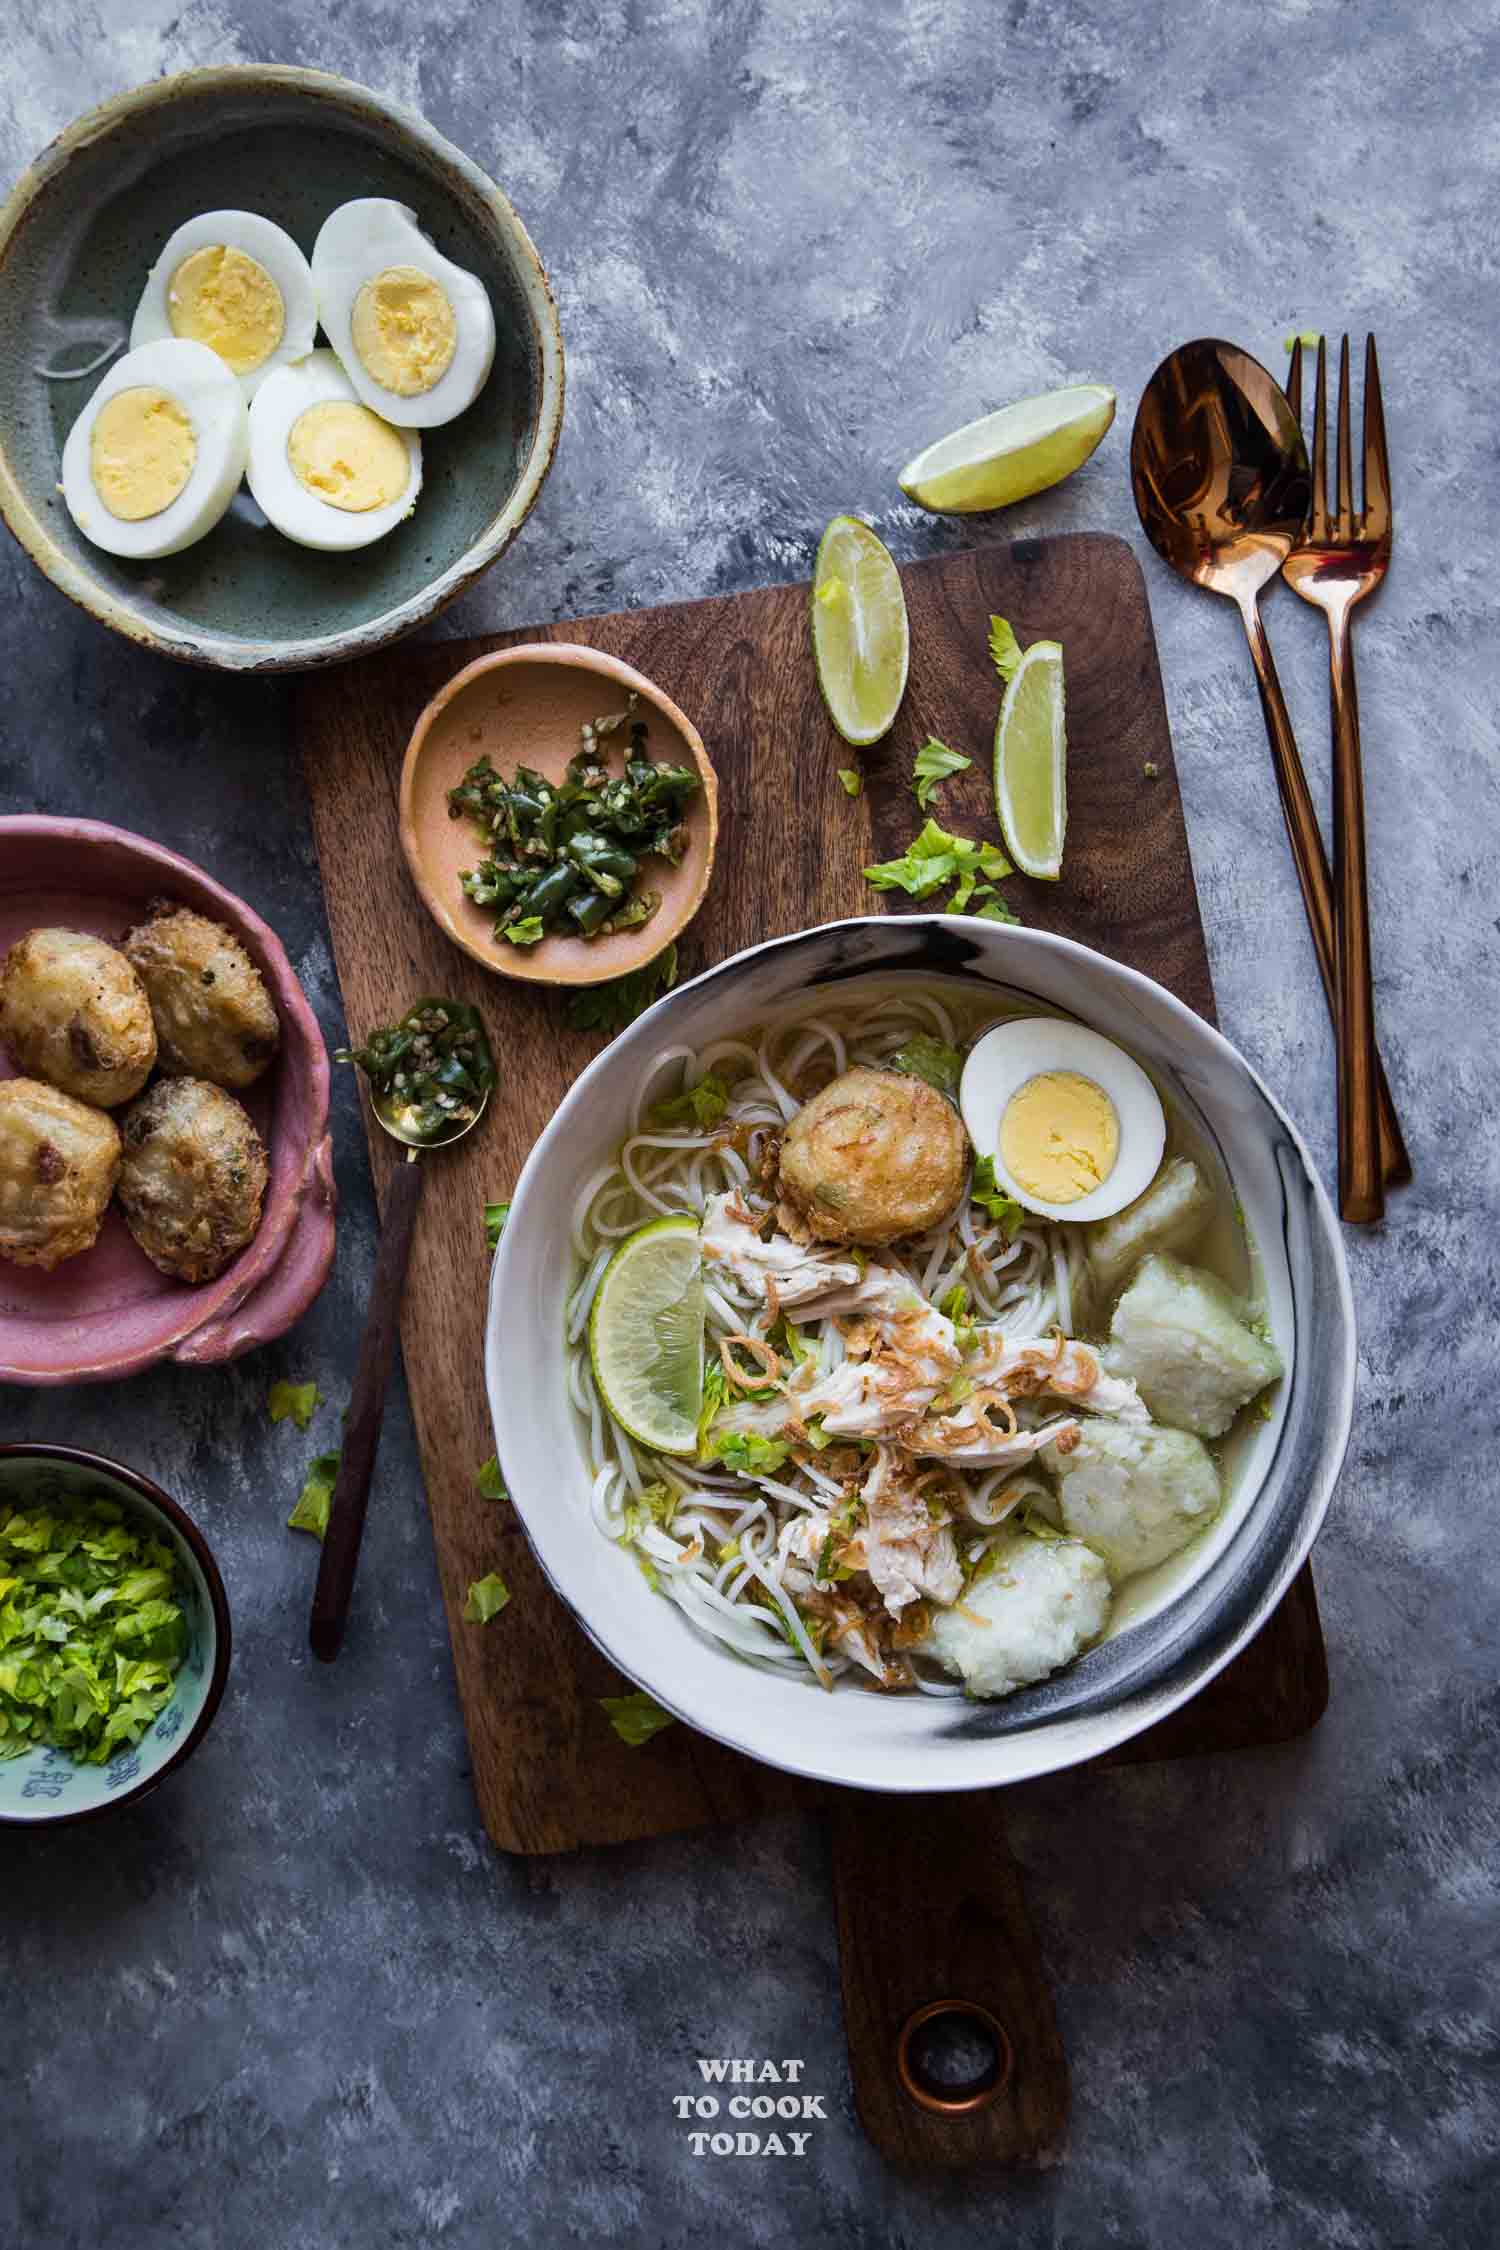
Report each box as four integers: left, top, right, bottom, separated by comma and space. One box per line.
1283, 334, 1409, 1220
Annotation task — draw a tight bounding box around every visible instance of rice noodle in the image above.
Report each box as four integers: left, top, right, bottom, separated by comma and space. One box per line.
566, 982, 1087, 1693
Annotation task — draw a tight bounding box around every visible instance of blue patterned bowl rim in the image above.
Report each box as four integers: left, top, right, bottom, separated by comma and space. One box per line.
0, 1444, 233, 1826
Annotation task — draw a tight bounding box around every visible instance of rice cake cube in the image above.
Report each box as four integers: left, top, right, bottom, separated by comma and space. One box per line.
1105, 1253, 1283, 1438
1047, 1416, 1221, 1576
924, 1528, 1111, 1698
1086, 1155, 1216, 1298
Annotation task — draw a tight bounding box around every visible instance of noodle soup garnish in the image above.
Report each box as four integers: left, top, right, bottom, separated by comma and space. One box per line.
569, 981, 1283, 1701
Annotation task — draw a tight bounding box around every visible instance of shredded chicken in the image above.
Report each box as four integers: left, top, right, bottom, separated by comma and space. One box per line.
770, 1513, 904, 1684
775, 1510, 832, 1594
715, 1389, 796, 1442
845, 1449, 964, 1615
696, 1207, 1148, 1616
904, 1406, 1081, 1468
791, 1275, 962, 1436
700, 1191, 862, 1304
965, 1330, 1149, 1422
824, 1603, 902, 1686
773, 1464, 962, 1618
792, 1356, 927, 1438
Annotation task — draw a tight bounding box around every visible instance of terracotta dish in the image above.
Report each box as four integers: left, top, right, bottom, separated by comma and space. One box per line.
399, 643, 718, 986
0, 817, 335, 1384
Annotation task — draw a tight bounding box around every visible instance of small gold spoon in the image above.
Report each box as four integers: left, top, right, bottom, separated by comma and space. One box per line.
310, 998, 494, 1662
1130, 338, 1409, 1190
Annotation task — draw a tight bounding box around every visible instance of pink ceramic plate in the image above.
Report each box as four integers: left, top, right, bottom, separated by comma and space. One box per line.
0, 817, 336, 1384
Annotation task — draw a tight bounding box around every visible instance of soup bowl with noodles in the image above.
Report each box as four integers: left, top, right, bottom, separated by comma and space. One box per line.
486, 917, 1353, 1794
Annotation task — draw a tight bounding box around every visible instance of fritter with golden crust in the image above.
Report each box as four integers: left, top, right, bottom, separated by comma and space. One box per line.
123, 902, 280, 1091
778, 1065, 967, 1246
0, 927, 156, 1107
117, 1076, 268, 1283
0, 1076, 122, 1269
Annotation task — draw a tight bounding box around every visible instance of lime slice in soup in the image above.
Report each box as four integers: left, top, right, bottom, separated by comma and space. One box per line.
811, 515, 910, 746
589, 1215, 704, 1456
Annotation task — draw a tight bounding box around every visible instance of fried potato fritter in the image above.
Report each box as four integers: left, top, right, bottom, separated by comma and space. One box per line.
116, 1077, 268, 1283
0, 927, 157, 1107
778, 1064, 968, 1246
0, 1076, 122, 1269
123, 903, 280, 1091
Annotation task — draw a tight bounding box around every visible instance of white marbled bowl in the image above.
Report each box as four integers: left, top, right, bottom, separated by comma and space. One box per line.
487, 917, 1355, 1794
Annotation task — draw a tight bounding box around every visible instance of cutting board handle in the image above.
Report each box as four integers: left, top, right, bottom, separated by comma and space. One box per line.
831, 1789, 1069, 2166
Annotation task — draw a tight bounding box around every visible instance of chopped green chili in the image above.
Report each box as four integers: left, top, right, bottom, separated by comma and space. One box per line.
448, 693, 701, 945
337, 998, 496, 1148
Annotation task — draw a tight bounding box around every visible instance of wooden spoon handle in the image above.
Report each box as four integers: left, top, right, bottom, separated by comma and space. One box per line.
310, 1155, 426, 1662
1237, 594, 1410, 1190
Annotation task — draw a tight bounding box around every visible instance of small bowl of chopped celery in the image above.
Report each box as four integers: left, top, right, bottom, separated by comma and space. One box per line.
0, 1445, 231, 1826
399, 643, 718, 986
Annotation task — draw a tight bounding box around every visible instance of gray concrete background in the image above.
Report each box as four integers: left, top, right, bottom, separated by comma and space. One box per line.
3, 3, 1496, 2243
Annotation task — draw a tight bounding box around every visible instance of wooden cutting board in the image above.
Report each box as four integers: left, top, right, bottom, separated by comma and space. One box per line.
297, 531, 1327, 2166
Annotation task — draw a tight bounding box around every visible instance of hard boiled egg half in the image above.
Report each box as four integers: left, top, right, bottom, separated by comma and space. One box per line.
247, 351, 421, 550
130, 212, 317, 399
60, 338, 249, 560
312, 199, 495, 428
959, 1018, 1166, 1224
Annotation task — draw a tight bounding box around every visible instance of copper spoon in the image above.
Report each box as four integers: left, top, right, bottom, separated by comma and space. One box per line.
310, 1001, 493, 1662
1130, 338, 1409, 1197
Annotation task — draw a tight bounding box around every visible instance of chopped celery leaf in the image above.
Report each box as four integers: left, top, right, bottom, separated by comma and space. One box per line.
601, 1691, 676, 1746
268, 1379, 322, 1432
989, 614, 1023, 683
0, 1490, 188, 1766
288, 1454, 341, 1542
912, 738, 972, 808
970, 1155, 1025, 1236
890, 1033, 963, 1096
566, 945, 679, 1035
463, 1572, 511, 1624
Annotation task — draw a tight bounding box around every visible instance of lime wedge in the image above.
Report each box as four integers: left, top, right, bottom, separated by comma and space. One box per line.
811, 515, 910, 746
898, 385, 1116, 515
589, 1215, 704, 1456
994, 641, 1067, 880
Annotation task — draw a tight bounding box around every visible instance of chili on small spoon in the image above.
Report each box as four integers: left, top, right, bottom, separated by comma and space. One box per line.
310, 998, 495, 1661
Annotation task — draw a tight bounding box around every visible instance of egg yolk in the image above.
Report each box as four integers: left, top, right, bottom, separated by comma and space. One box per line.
168, 245, 285, 375
287, 401, 409, 513
351, 264, 458, 397
1000, 1071, 1120, 1205
89, 386, 197, 521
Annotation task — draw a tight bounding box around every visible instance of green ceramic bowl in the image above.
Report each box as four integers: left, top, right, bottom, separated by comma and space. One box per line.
0, 1445, 232, 1827
0, 67, 564, 671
